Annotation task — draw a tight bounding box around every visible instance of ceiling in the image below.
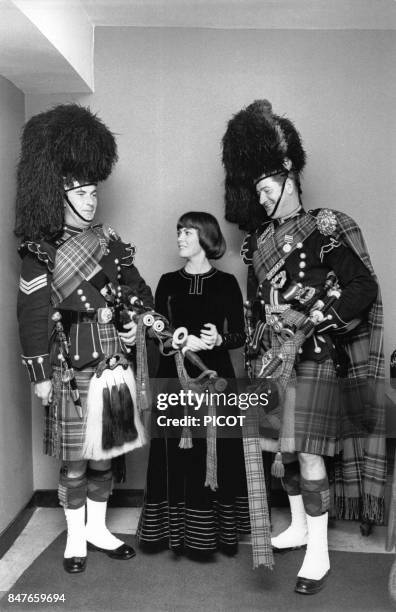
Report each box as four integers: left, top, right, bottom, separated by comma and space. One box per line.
80, 0, 396, 29
1, 0, 395, 95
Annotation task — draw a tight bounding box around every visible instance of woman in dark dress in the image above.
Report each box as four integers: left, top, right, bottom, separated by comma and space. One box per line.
137, 211, 250, 557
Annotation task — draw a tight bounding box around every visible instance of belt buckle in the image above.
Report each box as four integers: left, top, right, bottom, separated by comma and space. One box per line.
97, 307, 113, 324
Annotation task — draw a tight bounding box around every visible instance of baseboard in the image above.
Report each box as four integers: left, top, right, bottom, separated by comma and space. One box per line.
0, 489, 144, 560
32, 488, 144, 508
0, 503, 35, 560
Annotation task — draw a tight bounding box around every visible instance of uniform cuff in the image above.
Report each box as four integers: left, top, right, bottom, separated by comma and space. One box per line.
21, 354, 51, 383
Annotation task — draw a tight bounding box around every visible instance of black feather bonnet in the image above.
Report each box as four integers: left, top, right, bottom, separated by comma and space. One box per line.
222, 99, 306, 231
15, 104, 118, 241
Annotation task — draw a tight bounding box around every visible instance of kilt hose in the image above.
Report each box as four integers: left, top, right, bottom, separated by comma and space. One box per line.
44, 322, 122, 461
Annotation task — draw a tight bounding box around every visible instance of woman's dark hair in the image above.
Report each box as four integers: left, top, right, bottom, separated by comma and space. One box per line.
177, 211, 226, 260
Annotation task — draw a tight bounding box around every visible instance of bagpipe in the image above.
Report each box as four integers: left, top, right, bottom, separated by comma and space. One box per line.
112, 286, 228, 453
244, 272, 343, 383
51, 283, 227, 460
113, 284, 227, 391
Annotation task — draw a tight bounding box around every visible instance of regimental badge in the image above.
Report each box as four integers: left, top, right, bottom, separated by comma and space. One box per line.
97, 307, 113, 324
101, 225, 120, 242
316, 209, 337, 236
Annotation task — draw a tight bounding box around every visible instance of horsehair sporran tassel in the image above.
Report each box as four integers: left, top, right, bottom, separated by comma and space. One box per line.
119, 381, 138, 439
102, 384, 114, 449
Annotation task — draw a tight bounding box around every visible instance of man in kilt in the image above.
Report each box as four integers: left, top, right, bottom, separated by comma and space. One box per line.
222, 99, 386, 594
15, 104, 154, 573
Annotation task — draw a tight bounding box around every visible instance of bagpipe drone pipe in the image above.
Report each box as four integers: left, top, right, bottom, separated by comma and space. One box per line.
242, 272, 346, 428
244, 272, 344, 381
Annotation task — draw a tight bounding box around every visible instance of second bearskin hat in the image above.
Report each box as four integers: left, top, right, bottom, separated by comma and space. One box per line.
222, 99, 306, 231
15, 104, 118, 241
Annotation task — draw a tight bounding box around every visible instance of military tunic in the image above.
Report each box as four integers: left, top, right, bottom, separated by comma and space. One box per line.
17, 224, 153, 461
243, 208, 378, 453
242, 207, 386, 522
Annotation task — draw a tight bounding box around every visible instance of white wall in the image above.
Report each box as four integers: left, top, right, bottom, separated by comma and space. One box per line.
0, 75, 33, 533
26, 27, 396, 490
11, 0, 94, 91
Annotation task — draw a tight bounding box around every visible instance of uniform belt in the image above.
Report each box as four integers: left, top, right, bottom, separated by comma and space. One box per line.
63, 308, 114, 324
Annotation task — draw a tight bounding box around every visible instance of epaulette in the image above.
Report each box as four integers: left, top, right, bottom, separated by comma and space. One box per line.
311, 208, 338, 236
18, 240, 55, 272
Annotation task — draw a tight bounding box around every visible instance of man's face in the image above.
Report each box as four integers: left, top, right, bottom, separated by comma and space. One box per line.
255, 175, 284, 219
64, 182, 98, 228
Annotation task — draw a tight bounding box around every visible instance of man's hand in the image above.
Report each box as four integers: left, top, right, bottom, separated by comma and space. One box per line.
118, 319, 137, 346
200, 323, 222, 350
34, 380, 53, 405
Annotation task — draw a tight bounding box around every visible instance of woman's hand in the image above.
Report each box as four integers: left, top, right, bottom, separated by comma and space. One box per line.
118, 319, 137, 346
200, 323, 222, 350
34, 379, 53, 405
184, 334, 208, 352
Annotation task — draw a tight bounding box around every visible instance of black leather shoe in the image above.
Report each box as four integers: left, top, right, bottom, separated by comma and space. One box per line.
294, 570, 330, 595
63, 556, 87, 574
87, 542, 136, 559
272, 544, 306, 553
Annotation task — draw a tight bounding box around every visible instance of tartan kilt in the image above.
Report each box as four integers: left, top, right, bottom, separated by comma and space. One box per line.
257, 322, 375, 457
43, 322, 122, 461
293, 358, 341, 456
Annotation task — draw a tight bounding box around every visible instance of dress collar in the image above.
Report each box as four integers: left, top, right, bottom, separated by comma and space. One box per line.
178, 267, 217, 295
179, 267, 217, 279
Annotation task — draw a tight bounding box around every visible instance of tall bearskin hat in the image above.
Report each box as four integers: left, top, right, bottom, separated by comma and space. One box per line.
222, 99, 306, 231
15, 104, 118, 241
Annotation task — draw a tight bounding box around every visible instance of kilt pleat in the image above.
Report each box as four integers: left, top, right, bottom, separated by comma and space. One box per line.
293, 359, 340, 456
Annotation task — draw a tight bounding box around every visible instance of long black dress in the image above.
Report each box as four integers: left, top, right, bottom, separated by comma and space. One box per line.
137, 267, 250, 556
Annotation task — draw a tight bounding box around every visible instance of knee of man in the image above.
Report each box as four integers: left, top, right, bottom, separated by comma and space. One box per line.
89, 459, 111, 471
61, 460, 87, 479
298, 452, 324, 471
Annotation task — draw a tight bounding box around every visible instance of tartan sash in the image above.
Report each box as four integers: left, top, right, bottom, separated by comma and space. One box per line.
330, 210, 385, 522
52, 227, 107, 306
252, 213, 317, 284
